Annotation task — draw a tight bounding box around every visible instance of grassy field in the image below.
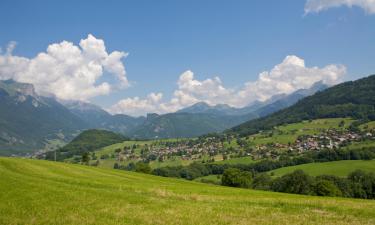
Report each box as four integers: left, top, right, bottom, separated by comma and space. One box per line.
269, 160, 375, 177
1, 158, 375, 225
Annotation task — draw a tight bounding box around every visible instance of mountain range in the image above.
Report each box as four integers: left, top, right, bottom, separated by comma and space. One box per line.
0, 79, 328, 155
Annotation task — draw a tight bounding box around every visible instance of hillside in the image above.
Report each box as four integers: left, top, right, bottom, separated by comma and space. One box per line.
62, 100, 146, 134
132, 82, 328, 139
1, 158, 375, 225
230, 74, 375, 136
269, 160, 375, 177
0, 80, 86, 155
46, 129, 128, 160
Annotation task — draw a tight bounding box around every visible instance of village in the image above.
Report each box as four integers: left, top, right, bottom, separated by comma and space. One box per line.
112, 127, 375, 164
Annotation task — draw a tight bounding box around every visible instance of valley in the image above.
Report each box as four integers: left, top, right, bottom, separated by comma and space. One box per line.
2, 2, 375, 224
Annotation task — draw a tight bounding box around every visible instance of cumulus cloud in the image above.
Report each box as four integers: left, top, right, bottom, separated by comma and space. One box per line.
109, 55, 346, 116
110, 93, 164, 116
0, 34, 129, 100
305, 0, 375, 14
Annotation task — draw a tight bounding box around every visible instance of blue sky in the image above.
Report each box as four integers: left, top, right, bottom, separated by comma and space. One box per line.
0, 0, 374, 116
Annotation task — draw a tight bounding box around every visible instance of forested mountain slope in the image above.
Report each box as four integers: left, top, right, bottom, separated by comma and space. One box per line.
230, 75, 375, 136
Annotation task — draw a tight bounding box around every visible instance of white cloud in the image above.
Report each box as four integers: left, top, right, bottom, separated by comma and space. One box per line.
305, 0, 375, 14
109, 55, 346, 116
109, 93, 164, 116
0, 34, 129, 101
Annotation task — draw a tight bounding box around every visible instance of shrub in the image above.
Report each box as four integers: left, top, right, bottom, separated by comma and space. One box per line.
315, 180, 342, 197
135, 162, 151, 174
222, 168, 252, 188
271, 170, 314, 195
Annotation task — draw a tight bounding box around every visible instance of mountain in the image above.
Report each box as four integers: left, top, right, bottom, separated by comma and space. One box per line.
177, 102, 244, 116
0, 80, 87, 155
62, 100, 146, 134
129, 112, 254, 139
46, 129, 128, 160
0, 79, 331, 155
254, 81, 328, 117
178, 81, 327, 117
230, 75, 375, 136
63, 81, 329, 140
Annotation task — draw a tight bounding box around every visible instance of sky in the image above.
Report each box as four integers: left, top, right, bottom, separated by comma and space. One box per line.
0, 0, 374, 116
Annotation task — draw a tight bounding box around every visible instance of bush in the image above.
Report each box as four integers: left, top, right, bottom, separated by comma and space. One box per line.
314, 180, 342, 197
135, 162, 151, 174
252, 173, 272, 190
221, 168, 252, 188
348, 170, 375, 199
271, 170, 314, 195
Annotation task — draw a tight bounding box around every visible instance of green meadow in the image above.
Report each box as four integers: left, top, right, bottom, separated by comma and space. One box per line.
269, 160, 375, 177
1, 157, 375, 225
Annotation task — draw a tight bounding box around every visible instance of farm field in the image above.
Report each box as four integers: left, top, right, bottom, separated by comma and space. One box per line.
269, 160, 375, 177
1, 157, 375, 225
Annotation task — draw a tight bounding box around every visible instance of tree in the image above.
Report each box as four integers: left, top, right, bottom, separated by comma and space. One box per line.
271, 170, 314, 195
81, 152, 90, 165
314, 180, 342, 197
252, 173, 272, 190
221, 168, 252, 188
348, 170, 375, 199
135, 162, 151, 174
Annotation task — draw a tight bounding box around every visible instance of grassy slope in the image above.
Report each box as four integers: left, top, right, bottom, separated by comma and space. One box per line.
1, 158, 375, 225
269, 160, 375, 177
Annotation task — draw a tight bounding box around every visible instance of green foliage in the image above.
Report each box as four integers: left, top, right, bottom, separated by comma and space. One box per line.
46, 129, 128, 161
151, 162, 210, 180
252, 173, 272, 190
81, 152, 90, 165
314, 180, 342, 197
135, 162, 151, 174
221, 168, 252, 188
271, 170, 314, 195
348, 170, 375, 199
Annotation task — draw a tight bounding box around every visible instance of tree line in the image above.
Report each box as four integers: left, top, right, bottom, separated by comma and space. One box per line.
222, 168, 375, 199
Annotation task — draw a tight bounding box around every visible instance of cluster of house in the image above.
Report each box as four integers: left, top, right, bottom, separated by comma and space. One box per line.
117, 139, 225, 162
292, 129, 373, 152
116, 128, 375, 162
